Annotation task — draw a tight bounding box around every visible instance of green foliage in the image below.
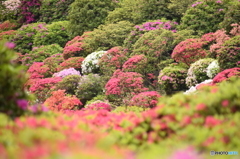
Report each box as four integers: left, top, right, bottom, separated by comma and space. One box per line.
0, 41, 30, 117
75, 74, 104, 104
218, 35, 240, 70
158, 64, 188, 95
85, 94, 109, 106
82, 21, 134, 55
33, 21, 70, 47
178, 0, 232, 35
67, 0, 117, 37
39, 0, 74, 23
55, 75, 81, 95
22, 44, 63, 66
219, 0, 240, 33
105, 0, 175, 25
11, 22, 46, 54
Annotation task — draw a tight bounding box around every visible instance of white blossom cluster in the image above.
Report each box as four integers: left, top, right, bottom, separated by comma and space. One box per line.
81, 50, 106, 75
206, 60, 220, 79
3, 0, 21, 11
53, 68, 81, 78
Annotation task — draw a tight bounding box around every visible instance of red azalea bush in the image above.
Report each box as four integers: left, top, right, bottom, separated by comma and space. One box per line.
84, 102, 112, 111
28, 77, 62, 103
44, 89, 82, 112
63, 35, 86, 60
129, 91, 161, 108
0, 20, 17, 31
171, 38, 208, 66
57, 57, 84, 72
0, 30, 17, 40
122, 54, 147, 74
105, 69, 148, 104
99, 46, 128, 78
212, 67, 240, 84
27, 62, 50, 79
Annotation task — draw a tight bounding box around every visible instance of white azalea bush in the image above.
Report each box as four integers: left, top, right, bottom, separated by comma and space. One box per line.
186, 58, 215, 88
206, 60, 220, 79
81, 50, 106, 75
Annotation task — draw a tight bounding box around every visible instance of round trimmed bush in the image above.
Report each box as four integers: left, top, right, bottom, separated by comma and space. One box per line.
11, 22, 46, 54
67, 0, 117, 37
75, 74, 103, 104
122, 54, 148, 74
57, 57, 84, 72
53, 68, 81, 78
217, 35, 240, 70
81, 50, 106, 75
22, 44, 63, 66
186, 58, 215, 88
158, 64, 188, 95
43, 53, 64, 75
55, 75, 81, 95
0, 41, 30, 117
178, 0, 232, 35
33, 21, 70, 47
39, 0, 74, 23
81, 21, 134, 54
206, 60, 220, 79
129, 91, 161, 108
212, 67, 240, 84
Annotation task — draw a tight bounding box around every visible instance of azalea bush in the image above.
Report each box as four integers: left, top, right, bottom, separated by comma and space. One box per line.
105, 70, 148, 105
0, 30, 17, 40
67, 0, 117, 37
0, 41, 30, 117
81, 21, 134, 54
55, 75, 81, 95
186, 58, 215, 88
53, 68, 81, 78
22, 44, 63, 66
212, 67, 240, 84
33, 21, 70, 47
217, 35, 240, 70
26, 62, 51, 79
81, 50, 106, 75
178, 0, 233, 35
171, 38, 208, 66
206, 60, 220, 79
0, 20, 17, 32
122, 54, 148, 74
11, 22, 46, 54
75, 74, 103, 104
44, 89, 82, 112
158, 64, 188, 95
43, 53, 64, 75
57, 57, 84, 72
129, 91, 161, 108
39, 0, 74, 23
1, 0, 21, 21
84, 101, 112, 111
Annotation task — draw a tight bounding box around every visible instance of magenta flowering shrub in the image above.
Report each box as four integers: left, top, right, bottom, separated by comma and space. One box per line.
105, 69, 148, 104
84, 101, 112, 111
124, 20, 178, 50
11, 22, 46, 54
53, 68, 81, 78
212, 67, 240, 84
129, 91, 161, 108
122, 54, 147, 74
158, 64, 188, 95
18, 0, 41, 24
26, 62, 50, 79
171, 38, 208, 66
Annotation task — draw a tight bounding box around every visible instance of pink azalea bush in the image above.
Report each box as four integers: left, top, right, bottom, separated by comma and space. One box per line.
122, 54, 147, 74
129, 91, 161, 108
57, 57, 84, 72
212, 67, 240, 84
84, 101, 112, 111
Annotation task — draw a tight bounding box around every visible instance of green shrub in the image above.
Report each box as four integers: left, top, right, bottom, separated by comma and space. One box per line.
11, 22, 46, 54
0, 41, 30, 117
158, 64, 188, 95
75, 74, 103, 104
105, 0, 175, 25
186, 58, 215, 88
55, 75, 81, 95
82, 21, 134, 55
218, 35, 240, 70
43, 53, 64, 74
112, 106, 149, 113
22, 44, 63, 66
178, 0, 232, 35
67, 0, 117, 37
39, 0, 74, 23
33, 21, 70, 47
